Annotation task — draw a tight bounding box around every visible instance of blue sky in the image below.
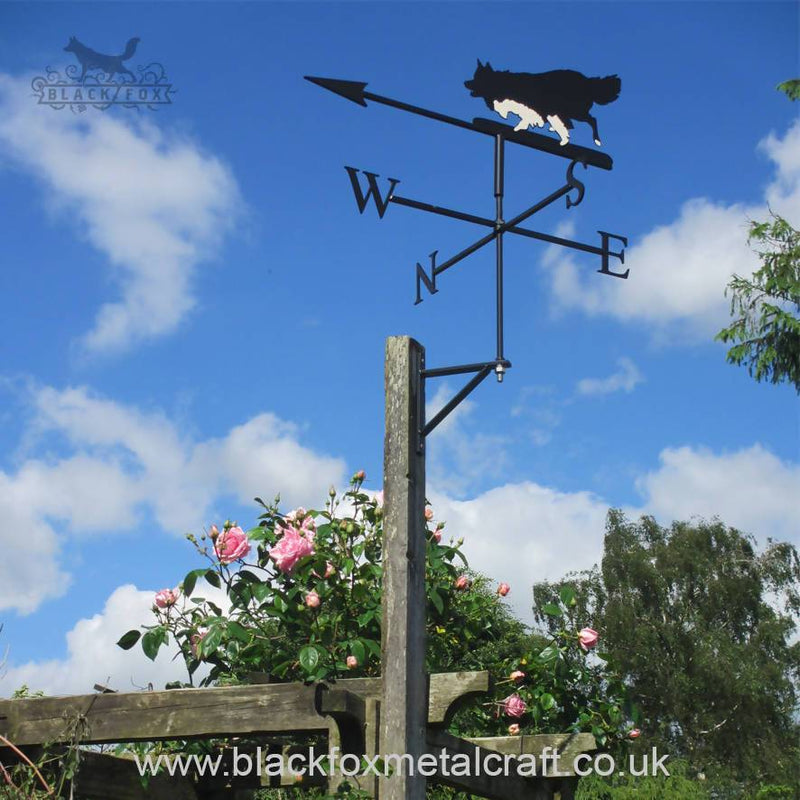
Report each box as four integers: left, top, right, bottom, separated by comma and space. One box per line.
0, 1, 798, 695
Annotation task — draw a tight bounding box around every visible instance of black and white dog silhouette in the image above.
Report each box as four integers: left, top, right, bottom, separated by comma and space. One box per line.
465, 60, 621, 147
63, 36, 140, 81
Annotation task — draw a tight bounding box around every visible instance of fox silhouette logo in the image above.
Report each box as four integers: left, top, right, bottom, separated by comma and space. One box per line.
63, 36, 140, 82
464, 60, 621, 147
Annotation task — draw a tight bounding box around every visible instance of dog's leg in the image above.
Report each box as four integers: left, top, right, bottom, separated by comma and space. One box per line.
493, 99, 511, 119
587, 113, 601, 146
547, 115, 570, 146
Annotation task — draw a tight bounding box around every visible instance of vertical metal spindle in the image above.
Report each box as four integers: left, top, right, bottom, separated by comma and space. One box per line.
494, 134, 506, 379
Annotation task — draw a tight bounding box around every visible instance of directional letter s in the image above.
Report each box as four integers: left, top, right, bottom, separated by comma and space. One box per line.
344, 167, 400, 219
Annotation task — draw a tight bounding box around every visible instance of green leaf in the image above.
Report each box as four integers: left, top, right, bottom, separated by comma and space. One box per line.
182, 568, 206, 598
540, 692, 556, 710
200, 626, 223, 657
142, 627, 168, 661
251, 583, 272, 603
538, 645, 559, 663
227, 620, 251, 643
429, 589, 444, 616
350, 640, 366, 666
205, 570, 222, 589
299, 645, 321, 674
542, 603, 563, 617
117, 630, 141, 650
559, 586, 576, 607
364, 638, 381, 657
246, 525, 268, 541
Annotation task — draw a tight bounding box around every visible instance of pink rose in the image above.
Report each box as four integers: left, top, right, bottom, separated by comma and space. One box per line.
346, 655, 358, 669
269, 527, 315, 574
455, 575, 470, 591
497, 582, 510, 597
508, 723, 520, 735
578, 627, 599, 651
324, 561, 335, 578
629, 728, 641, 739
285, 508, 316, 535
424, 506, 434, 521
190, 628, 208, 659
509, 670, 525, 682
354, 470, 366, 481
502, 693, 527, 718
209, 523, 219, 540
214, 526, 251, 564
432, 530, 442, 543
305, 591, 321, 609
154, 588, 179, 608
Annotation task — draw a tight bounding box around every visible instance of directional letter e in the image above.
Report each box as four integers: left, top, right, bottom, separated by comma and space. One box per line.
344, 167, 399, 219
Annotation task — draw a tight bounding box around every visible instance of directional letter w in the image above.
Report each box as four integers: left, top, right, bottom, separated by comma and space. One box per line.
344, 167, 399, 219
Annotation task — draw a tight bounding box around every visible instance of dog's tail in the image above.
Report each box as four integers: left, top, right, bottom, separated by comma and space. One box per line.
589, 75, 621, 105
121, 37, 140, 60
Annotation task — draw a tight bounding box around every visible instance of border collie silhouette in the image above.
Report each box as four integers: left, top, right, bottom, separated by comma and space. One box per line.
63, 36, 140, 81
465, 60, 620, 147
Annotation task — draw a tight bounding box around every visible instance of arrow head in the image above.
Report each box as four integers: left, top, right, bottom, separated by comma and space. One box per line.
304, 76, 368, 107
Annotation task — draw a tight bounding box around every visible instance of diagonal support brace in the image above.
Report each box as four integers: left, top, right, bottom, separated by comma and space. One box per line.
419, 358, 511, 450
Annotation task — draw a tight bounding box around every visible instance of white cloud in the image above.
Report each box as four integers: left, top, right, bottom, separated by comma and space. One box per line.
0, 584, 225, 697
0, 74, 240, 355
542, 121, 800, 340
431, 483, 609, 623
576, 357, 643, 396
426, 383, 510, 496
0, 385, 346, 614
430, 443, 799, 624
636, 444, 800, 543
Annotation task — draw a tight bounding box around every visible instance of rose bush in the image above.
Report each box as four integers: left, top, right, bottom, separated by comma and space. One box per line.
118, 473, 636, 744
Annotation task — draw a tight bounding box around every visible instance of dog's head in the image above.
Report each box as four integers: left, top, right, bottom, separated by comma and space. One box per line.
63, 36, 79, 53
464, 59, 497, 109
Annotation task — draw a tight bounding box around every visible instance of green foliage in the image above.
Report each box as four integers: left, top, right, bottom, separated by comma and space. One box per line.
777, 79, 800, 101
576, 759, 709, 800
715, 213, 800, 392
119, 475, 632, 744
536, 510, 800, 790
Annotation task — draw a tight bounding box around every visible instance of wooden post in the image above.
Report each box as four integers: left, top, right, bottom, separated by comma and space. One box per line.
381, 336, 427, 800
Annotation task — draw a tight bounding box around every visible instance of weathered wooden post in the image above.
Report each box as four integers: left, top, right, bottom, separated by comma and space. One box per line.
381, 336, 428, 800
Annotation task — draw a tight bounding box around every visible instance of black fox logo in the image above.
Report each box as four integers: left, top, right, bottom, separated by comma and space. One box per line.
464, 60, 621, 147
63, 36, 140, 82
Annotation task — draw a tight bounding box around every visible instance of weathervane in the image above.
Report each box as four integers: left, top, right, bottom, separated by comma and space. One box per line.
306, 62, 628, 445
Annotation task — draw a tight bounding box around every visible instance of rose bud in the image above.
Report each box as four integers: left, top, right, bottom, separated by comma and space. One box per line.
578, 627, 599, 651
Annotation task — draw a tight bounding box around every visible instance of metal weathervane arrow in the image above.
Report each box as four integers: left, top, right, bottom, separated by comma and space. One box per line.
306, 62, 629, 445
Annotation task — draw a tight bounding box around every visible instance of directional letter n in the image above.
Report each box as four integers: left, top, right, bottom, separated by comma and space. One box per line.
415, 251, 438, 305
344, 167, 399, 219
